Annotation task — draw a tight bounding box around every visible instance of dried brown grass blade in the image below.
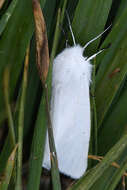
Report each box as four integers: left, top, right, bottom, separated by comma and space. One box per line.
0, 0, 5, 9
88, 155, 127, 177
32, 0, 49, 84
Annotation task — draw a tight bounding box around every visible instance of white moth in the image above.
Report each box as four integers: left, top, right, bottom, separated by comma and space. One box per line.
42, 21, 110, 179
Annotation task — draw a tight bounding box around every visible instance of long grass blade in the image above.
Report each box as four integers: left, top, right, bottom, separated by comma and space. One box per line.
3, 66, 16, 147
68, 133, 127, 190
27, 0, 67, 188
15, 47, 29, 190
96, 8, 127, 127
90, 59, 98, 157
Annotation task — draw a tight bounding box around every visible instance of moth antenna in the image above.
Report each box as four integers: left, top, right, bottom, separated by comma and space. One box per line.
87, 48, 106, 61
83, 25, 112, 51
66, 11, 76, 46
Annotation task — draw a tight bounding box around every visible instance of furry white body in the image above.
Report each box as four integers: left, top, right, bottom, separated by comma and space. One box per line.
43, 45, 92, 179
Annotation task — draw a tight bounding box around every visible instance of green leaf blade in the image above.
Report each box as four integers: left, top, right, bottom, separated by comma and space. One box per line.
96, 8, 127, 127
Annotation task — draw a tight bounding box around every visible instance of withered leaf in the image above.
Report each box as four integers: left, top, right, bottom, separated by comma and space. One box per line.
0, 0, 5, 9
32, 0, 49, 84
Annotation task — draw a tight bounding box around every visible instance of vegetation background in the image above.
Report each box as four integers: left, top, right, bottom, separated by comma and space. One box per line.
0, 0, 127, 189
